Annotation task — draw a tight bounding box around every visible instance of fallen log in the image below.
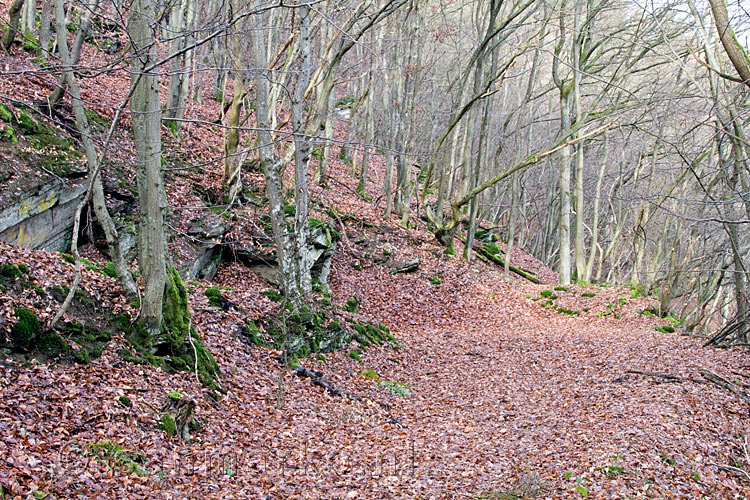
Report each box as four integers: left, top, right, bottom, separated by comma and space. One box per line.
456, 235, 540, 283
625, 369, 684, 383
476, 246, 540, 284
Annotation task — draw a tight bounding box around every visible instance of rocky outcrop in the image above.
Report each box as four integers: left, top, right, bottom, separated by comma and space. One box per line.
0, 179, 87, 251
223, 219, 339, 287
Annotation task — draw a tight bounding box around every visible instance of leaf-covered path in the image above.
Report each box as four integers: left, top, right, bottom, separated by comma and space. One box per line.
2, 234, 749, 499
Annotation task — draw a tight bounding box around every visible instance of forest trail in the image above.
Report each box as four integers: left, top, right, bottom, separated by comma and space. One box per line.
3, 235, 749, 499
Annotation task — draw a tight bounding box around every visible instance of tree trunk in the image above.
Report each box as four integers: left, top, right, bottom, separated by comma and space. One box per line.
164, 0, 196, 135
21, 0, 34, 38
2, 0, 25, 51
37, 0, 51, 60
708, 0, 750, 88
221, 0, 244, 204
254, 7, 297, 305
292, 3, 313, 300
130, 0, 168, 336
48, 0, 99, 108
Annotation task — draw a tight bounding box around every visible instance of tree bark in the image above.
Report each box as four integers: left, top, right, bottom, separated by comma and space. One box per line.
2, 0, 25, 51
708, 0, 750, 88
130, 0, 168, 336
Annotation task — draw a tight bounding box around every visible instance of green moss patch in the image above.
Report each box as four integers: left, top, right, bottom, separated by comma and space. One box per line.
4, 308, 70, 358
123, 267, 221, 392
85, 441, 150, 477
380, 380, 411, 397
240, 292, 398, 366
159, 414, 177, 436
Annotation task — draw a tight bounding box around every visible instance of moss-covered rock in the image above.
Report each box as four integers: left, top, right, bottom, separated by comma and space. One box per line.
7, 308, 70, 357
9, 307, 40, 350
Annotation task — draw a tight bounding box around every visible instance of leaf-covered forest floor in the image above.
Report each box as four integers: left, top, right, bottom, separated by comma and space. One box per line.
1, 18, 750, 499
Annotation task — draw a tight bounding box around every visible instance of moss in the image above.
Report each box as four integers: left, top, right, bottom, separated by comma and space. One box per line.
1, 263, 23, 279
204, 286, 222, 307
86, 441, 149, 477
655, 325, 675, 333
61, 253, 75, 264
74, 348, 90, 364
17, 111, 41, 134
100, 262, 117, 279
540, 290, 557, 300
362, 369, 380, 382
159, 414, 176, 436
118, 396, 132, 408
555, 307, 579, 316
0, 103, 13, 123
429, 274, 442, 285
1, 125, 17, 144
581, 291, 596, 298
343, 296, 359, 313
335, 94, 356, 108
349, 349, 362, 362
262, 289, 283, 302
10, 308, 40, 350
167, 390, 182, 401
554, 286, 569, 292
8, 307, 70, 358
36, 331, 70, 357
243, 320, 265, 346
380, 380, 411, 397
161, 266, 190, 349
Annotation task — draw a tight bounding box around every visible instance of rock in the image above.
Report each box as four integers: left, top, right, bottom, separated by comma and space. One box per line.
178, 218, 231, 281
391, 257, 420, 274
0, 180, 87, 251
224, 219, 339, 287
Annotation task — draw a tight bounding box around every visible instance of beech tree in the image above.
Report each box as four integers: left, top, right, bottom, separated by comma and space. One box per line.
129, 0, 169, 336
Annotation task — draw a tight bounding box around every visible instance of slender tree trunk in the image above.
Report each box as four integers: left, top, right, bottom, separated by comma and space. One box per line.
584, 130, 607, 282
319, 90, 335, 187
48, 0, 99, 108
222, 0, 244, 204
130, 0, 168, 336
254, 7, 296, 304
558, 93, 572, 284
37, 0, 51, 60
292, 3, 313, 300
504, 172, 518, 279
3, 0, 26, 51
165, 0, 196, 134
52, 0, 137, 304
21, 0, 35, 38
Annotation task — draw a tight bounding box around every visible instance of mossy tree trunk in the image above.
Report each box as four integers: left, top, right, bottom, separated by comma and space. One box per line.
2, 0, 25, 51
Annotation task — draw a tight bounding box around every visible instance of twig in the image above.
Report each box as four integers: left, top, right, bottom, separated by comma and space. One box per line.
700, 370, 750, 403
186, 315, 200, 385
708, 463, 750, 481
